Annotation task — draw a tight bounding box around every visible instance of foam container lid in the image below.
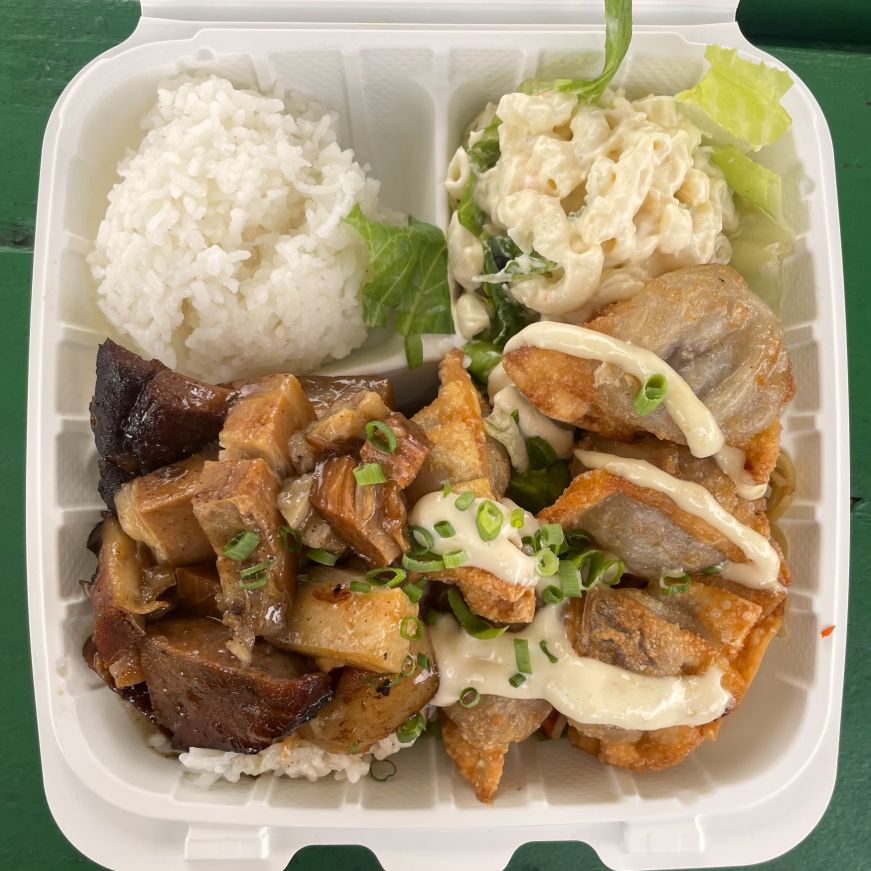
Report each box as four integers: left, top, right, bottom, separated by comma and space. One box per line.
26, 2, 849, 869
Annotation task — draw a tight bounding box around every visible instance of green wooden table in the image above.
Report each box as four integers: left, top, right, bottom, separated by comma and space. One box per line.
1, 2, 868, 869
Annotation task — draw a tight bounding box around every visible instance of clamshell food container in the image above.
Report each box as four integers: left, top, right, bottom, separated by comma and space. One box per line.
26, 1, 849, 868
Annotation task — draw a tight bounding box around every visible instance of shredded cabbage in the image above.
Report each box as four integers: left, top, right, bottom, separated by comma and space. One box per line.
677, 45, 793, 151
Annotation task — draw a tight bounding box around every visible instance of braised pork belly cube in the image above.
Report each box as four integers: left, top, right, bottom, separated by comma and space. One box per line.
219, 374, 316, 479
140, 616, 333, 752
297, 374, 394, 418
114, 452, 215, 566
304, 390, 392, 453
192, 458, 295, 661
359, 411, 432, 488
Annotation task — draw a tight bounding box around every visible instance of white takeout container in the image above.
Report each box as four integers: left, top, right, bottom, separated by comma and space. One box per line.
26, 1, 849, 869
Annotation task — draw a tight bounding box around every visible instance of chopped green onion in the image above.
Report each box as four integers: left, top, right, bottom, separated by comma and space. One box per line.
442, 482, 453, 497
539, 640, 559, 663
541, 584, 565, 605
455, 491, 475, 511
573, 548, 605, 589
369, 759, 397, 782
510, 507, 525, 528
476, 499, 504, 541
400, 616, 423, 641
402, 582, 424, 603
443, 550, 469, 569
354, 463, 387, 485
659, 571, 692, 596
508, 673, 527, 688
405, 334, 424, 369
307, 548, 339, 566
514, 638, 532, 674
538, 523, 565, 551
434, 520, 456, 538
223, 530, 260, 561
417, 652, 432, 672
557, 560, 582, 598
526, 436, 557, 470
459, 687, 480, 708
401, 654, 416, 676
535, 548, 559, 577
601, 558, 625, 587
279, 526, 302, 554
633, 373, 669, 416
365, 420, 398, 453
409, 525, 435, 553
239, 575, 269, 591
396, 711, 426, 743
703, 565, 722, 575
565, 529, 591, 550
423, 609, 445, 626
239, 559, 274, 579
402, 553, 445, 573
365, 567, 407, 587
447, 588, 508, 640
350, 580, 372, 594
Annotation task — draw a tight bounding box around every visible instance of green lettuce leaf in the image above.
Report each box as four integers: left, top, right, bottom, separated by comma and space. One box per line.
676, 45, 793, 151
519, 0, 632, 102
463, 340, 503, 386
456, 178, 487, 238
508, 436, 571, 514
478, 236, 534, 348
346, 204, 453, 337
711, 145, 783, 219
467, 116, 502, 174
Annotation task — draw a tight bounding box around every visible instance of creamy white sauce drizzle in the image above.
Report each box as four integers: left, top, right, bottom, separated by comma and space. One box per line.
408, 491, 540, 588
714, 445, 768, 501
492, 386, 575, 459
429, 604, 731, 730
575, 450, 782, 590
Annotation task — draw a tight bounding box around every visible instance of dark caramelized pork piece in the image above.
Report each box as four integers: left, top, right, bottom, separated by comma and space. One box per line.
304, 390, 392, 454
359, 412, 432, 488
173, 564, 222, 618
192, 458, 295, 661
277, 474, 347, 555
139, 616, 333, 752
83, 515, 173, 687
310, 456, 407, 565
91, 340, 232, 509
82, 636, 157, 725
219, 374, 316, 479
297, 375, 394, 418
114, 452, 215, 566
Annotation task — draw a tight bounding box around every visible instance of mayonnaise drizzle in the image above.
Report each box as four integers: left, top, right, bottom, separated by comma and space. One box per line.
575, 450, 782, 590
429, 603, 731, 730
503, 322, 764, 500
492, 386, 575, 459
409, 491, 541, 588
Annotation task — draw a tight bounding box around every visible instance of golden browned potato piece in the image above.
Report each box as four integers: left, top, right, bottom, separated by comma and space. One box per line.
299, 636, 438, 754
278, 568, 418, 674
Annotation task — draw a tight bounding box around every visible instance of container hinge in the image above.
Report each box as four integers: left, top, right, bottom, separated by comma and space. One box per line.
623, 818, 704, 854
185, 823, 270, 861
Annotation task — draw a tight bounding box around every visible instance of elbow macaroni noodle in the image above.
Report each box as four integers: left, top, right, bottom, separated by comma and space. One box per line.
447, 90, 737, 319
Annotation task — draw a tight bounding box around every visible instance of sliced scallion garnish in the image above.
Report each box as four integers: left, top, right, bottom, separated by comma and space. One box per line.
442, 482, 453, 498
476, 499, 504, 541
539, 640, 559, 663
417, 652, 432, 672
514, 638, 532, 674
601, 558, 625, 587
400, 616, 423, 641
239, 558, 274, 579
557, 560, 582, 598
535, 548, 559, 577
239, 575, 269, 591
365, 566, 407, 587
455, 491, 475, 511
703, 564, 722, 575
459, 687, 480, 708
349, 580, 372, 594
402, 553, 445, 573
538, 523, 564, 552
447, 588, 508, 640
659, 571, 692, 596
633, 373, 669, 416
402, 582, 424, 603
365, 419, 398, 453
508, 673, 527, 688
434, 520, 455, 538
279, 526, 302, 554
353, 463, 387, 486
223, 530, 260, 561
510, 507, 525, 528
396, 711, 426, 743
409, 525, 434, 553
443, 550, 469, 569
541, 585, 565, 605
307, 547, 339, 566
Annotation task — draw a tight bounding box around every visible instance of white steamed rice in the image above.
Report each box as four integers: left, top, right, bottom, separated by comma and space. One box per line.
88, 75, 380, 382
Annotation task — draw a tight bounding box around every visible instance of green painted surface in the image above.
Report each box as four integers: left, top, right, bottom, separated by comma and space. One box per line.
0, 1, 868, 869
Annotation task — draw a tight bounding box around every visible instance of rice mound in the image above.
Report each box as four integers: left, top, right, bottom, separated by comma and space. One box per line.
88, 75, 379, 382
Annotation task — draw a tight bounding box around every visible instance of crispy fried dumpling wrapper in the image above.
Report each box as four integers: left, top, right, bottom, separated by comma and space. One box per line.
408, 350, 506, 502
441, 696, 551, 802
566, 586, 782, 770
425, 566, 536, 624
503, 265, 795, 482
